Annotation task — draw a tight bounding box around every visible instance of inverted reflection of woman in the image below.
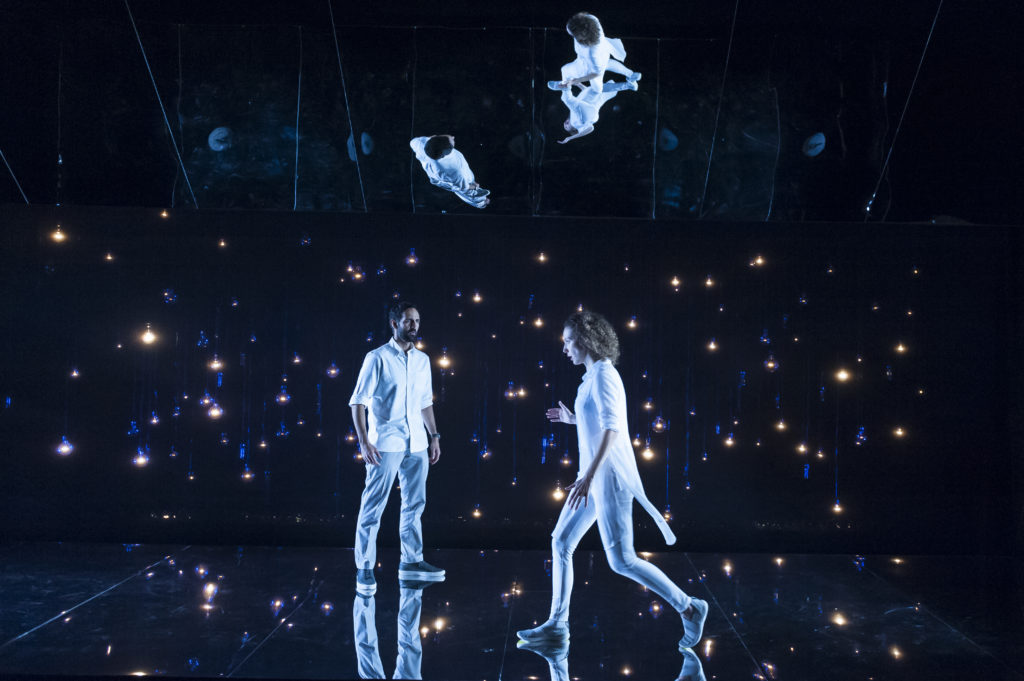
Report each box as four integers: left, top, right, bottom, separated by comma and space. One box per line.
516, 310, 708, 649
548, 13, 641, 95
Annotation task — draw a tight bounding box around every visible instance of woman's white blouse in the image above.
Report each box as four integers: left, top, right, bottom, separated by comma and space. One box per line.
574, 359, 677, 545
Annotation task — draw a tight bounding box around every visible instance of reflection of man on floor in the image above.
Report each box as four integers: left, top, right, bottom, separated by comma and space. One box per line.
353, 580, 435, 680
410, 135, 490, 208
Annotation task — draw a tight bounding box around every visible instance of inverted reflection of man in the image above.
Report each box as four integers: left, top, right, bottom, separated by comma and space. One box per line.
548, 13, 641, 95
350, 302, 445, 598
517, 311, 709, 650
353, 593, 385, 680
352, 581, 433, 681
676, 646, 708, 681
410, 135, 490, 208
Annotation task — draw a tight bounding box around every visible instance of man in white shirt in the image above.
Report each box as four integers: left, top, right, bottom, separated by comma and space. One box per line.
350, 302, 444, 595
410, 135, 490, 209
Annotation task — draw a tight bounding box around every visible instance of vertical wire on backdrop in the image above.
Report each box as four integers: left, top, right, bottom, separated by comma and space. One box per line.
765, 86, 780, 220
650, 39, 661, 220
326, 0, 367, 212
698, 0, 740, 218
293, 27, 303, 210
528, 27, 536, 215
864, 0, 944, 220
124, 0, 199, 209
56, 32, 63, 207
409, 27, 418, 212
172, 24, 184, 207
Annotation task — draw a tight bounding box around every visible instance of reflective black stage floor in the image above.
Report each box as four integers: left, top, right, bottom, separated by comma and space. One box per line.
1, 544, 1020, 680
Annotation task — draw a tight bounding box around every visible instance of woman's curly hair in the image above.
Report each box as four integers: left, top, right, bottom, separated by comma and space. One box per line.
566, 12, 602, 47
564, 310, 620, 364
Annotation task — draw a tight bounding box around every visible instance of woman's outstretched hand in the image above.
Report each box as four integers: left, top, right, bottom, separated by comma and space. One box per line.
546, 401, 576, 424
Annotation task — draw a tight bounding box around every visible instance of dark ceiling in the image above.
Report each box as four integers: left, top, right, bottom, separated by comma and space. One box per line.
0, 0, 1019, 222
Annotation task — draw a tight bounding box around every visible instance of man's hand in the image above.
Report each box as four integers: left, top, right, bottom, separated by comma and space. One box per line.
429, 438, 441, 465
360, 441, 381, 466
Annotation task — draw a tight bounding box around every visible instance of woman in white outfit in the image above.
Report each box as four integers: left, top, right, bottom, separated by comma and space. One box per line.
548, 13, 641, 95
516, 310, 708, 650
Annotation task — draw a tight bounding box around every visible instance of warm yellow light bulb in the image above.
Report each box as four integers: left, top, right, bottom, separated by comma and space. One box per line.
836, 369, 850, 382
141, 326, 157, 345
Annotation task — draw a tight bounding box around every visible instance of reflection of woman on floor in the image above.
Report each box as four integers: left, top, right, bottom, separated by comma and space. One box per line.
548, 13, 641, 96
516, 311, 708, 650
556, 80, 635, 144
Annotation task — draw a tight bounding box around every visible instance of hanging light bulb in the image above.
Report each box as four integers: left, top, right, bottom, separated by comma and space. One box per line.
50, 226, 67, 243
241, 468, 254, 481
276, 386, 291, 405
150, 411, 160, 425
651, 416, 666, 432
763, 355, 778, 372
208, 355, 223, 371
292, 353, 302, 365
471, 505, 482, 518
133, 448, 150, 467
707, 338, 718, 351
207, 404, 223, 419
140, 325, 157, 345
326, 363, 340, 378
552, 485, 565, 501
704, 275, 714, 288
536, 251, 548, 263
199, 392, 213, 406
472, 290, 482, 303
670, 276, 681, 291
775, 419, 787, 431
835, 369, 850, 382
640, 443, 654, 460
405, 248, 418, 266
627, 316, 638, 330
437, 348, 451, 369
56, 437, 74, 456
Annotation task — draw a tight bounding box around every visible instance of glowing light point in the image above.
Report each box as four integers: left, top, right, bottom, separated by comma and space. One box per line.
472, 290, 482, 303
133, 449, 150, 467
320, 602, 334, 615
70, 368, 79, 378
724, 434, 735, 447
218, 238, 227, 248
764, 355, 778, 372
208, 355, 223, 371
775, 419, 787, 431
471, 505, 482, 518
704, 275, 714, 288
707, 338, 718, 352
797, 443, 807, 454
104, 252, 115, 261
405, 248, 418, 266
537, 252, 547, 263
292, 353, 302, 365
893, 427, 906, 438
56, 437, 74, 456
895, 343, 907, 354
207, 404, 223, 419
241, 468, 254, 481
832, 502, 843, 514
437, 350, 451, 369
670, 276, 681, 290
160, 210, 169, 218
640, 445, 654, 461
552, 486, 565, 501
831, 612, 847, 626
533, 316, 544, 328
326, 363, 340, 378
749, 254, 765, 267
774, 557, 784, 566
140, 326, 157, 345
835, 369, 850, 382
50, 226, 67, 243
203, 582, 218, 602
627, 316, 638, 330
276, 387, 291, 405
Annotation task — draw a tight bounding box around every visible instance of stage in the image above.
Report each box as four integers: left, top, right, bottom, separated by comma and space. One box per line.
1, 543, 1020, 680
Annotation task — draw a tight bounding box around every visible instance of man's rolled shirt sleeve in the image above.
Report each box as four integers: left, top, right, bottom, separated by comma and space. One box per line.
420, 363, 434, 410
349, 352, 381, 407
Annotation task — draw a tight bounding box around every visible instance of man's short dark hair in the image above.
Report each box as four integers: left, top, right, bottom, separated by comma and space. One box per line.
567, 12, 601, 46
389, 301, 418, 326
424, 136, 453, 160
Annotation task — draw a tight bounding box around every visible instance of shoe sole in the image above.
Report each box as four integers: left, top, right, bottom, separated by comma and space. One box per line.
517, 632, 569, 642
398, 570, 445, 581
355, 582, 377, 596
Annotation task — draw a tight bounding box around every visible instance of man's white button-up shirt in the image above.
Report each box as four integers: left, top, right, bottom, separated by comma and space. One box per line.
349, 337, 434, 453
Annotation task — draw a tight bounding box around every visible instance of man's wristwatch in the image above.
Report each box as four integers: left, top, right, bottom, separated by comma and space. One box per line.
429, 433, 441, 440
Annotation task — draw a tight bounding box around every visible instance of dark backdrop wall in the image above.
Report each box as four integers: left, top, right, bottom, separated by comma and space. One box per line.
0, 205, 1019, 555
